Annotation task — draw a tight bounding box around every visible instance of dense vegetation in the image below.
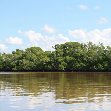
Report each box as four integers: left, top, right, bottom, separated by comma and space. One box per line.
0, 42, 111, 72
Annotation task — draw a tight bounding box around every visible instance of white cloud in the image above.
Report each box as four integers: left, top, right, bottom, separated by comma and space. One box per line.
6, 37, 23, 45
98, 17, 108, 24
79, 4, 88, 11
0, 43, 7, 52
25, 30, 42, 43
43, 24, 55, 33
95, 6, 101, 10
24, 30, 70, 50
69, 28, 111, 46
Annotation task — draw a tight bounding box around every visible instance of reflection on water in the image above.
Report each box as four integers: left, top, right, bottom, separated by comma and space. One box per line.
0, 72, 111, 111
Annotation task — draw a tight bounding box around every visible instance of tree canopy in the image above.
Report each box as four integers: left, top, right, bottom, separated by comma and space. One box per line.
0, 42, 111, 72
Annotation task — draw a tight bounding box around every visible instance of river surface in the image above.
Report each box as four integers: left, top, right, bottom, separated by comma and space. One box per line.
0, 72, 111, 111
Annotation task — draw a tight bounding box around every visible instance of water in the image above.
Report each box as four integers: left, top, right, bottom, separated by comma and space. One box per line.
0, 72, 111, 111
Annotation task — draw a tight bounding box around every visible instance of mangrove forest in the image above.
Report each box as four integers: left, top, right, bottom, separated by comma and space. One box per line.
0, 42, 111, 72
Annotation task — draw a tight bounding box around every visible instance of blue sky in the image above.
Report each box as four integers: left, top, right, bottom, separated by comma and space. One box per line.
0, 0, 111, 53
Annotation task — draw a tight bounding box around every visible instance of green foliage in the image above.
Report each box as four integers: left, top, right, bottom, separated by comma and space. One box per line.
0, 42, 111, 71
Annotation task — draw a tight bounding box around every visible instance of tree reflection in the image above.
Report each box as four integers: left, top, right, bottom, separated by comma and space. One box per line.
0, 72, 111, 103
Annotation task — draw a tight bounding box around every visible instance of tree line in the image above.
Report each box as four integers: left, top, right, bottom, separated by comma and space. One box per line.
0, 42, 111, 72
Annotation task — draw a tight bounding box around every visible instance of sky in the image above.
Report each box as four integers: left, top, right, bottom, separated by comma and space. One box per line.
0, 0, 111, 53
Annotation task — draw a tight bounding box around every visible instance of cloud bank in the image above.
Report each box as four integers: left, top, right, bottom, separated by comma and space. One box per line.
69, 28, 111, 46
6, 37, 23, 45
24, 30, 70, 50
1, 26, 111, 53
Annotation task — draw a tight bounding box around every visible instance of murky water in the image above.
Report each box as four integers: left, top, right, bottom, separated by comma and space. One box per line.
0, 72, 111, 111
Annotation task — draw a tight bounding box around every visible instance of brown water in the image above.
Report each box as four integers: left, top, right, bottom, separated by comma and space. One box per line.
0, 72, 111, 111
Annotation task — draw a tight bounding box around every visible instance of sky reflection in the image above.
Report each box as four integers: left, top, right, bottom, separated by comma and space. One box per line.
0, 72, 111, 111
